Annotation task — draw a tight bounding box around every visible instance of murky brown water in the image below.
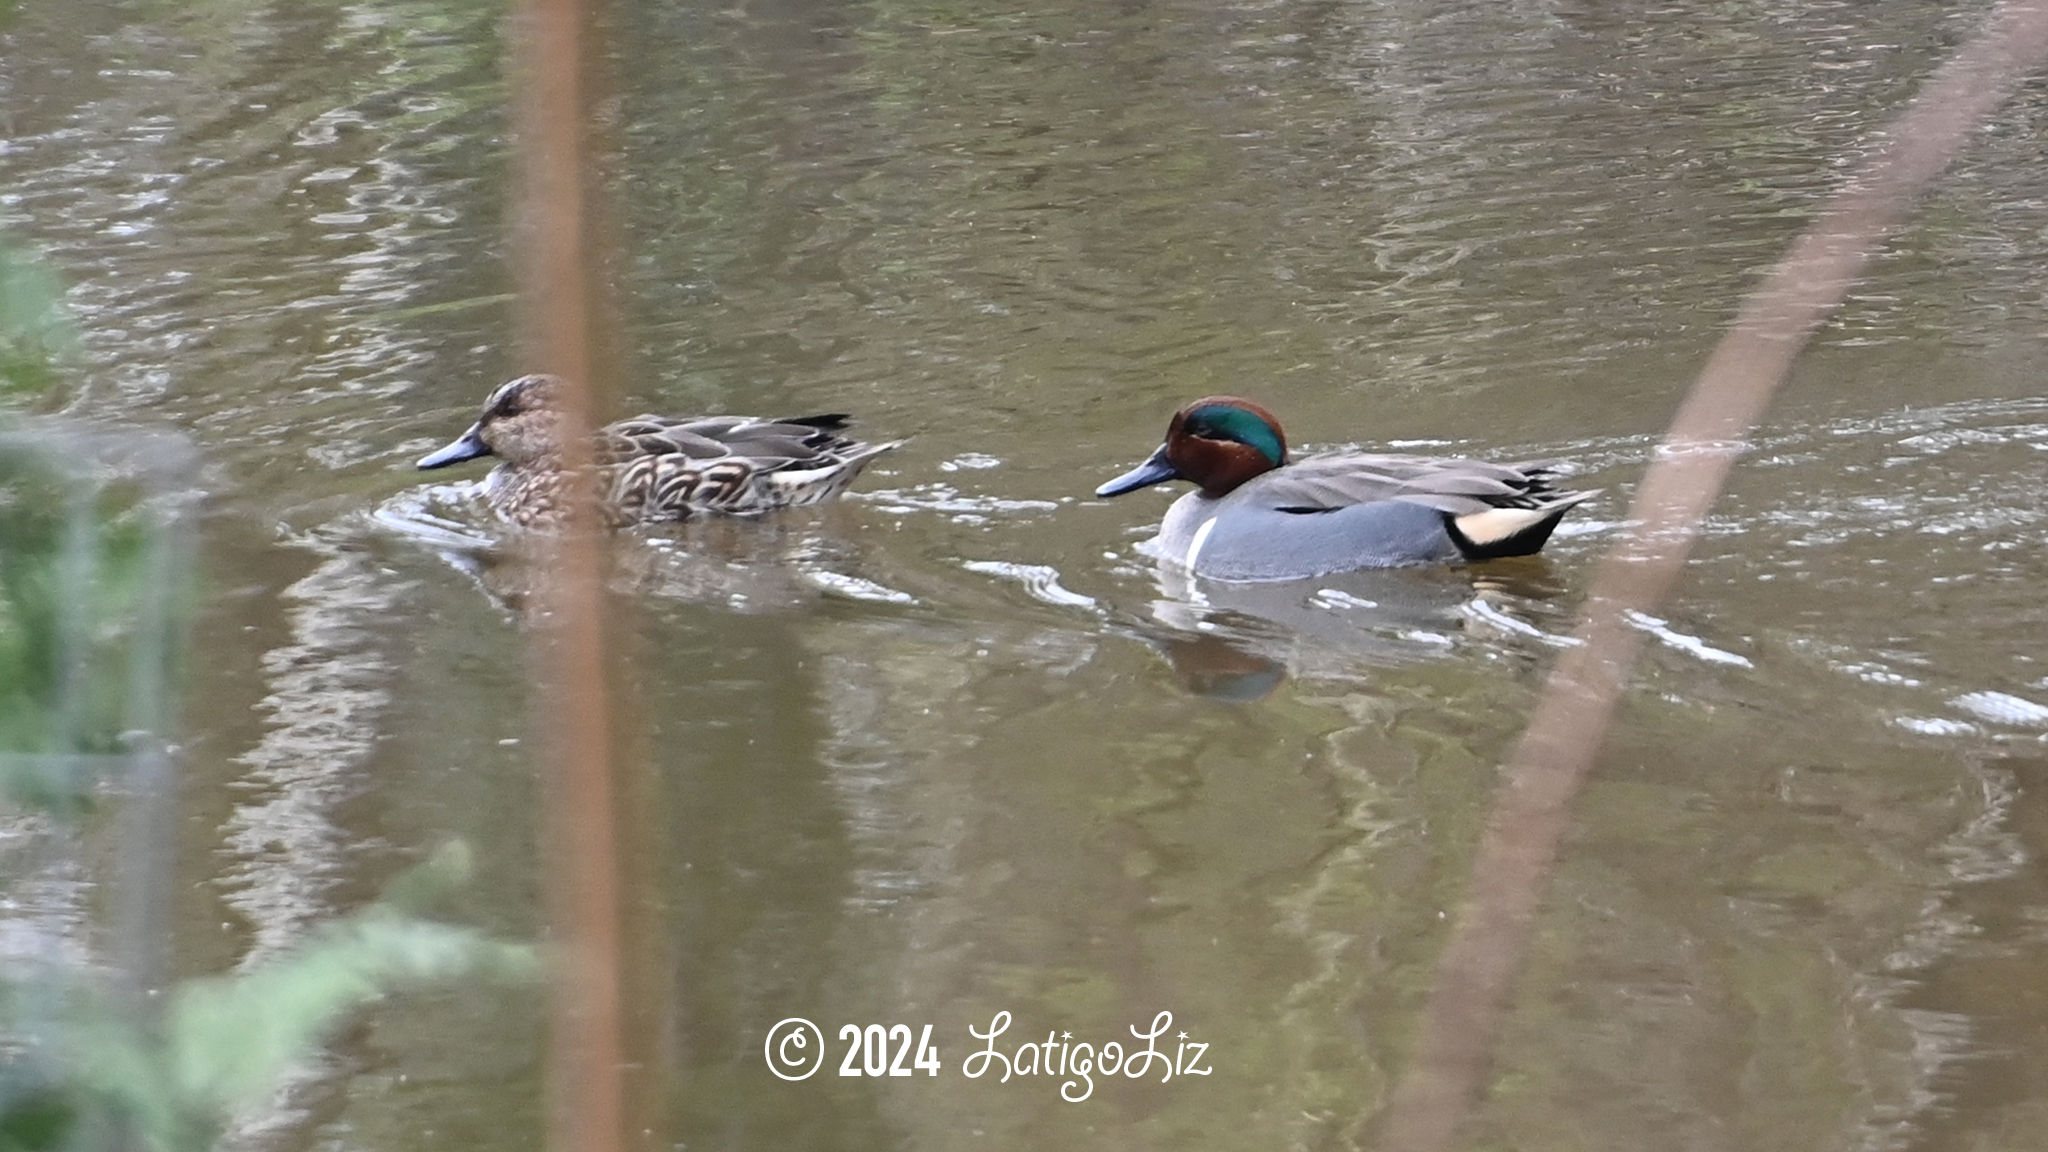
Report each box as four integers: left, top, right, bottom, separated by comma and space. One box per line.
6, 0, 2048, 1148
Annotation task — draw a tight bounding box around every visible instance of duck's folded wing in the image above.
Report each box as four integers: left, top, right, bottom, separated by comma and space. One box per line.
712, 419, 859, 464
1253, 453, 1575, 515
597, 415, 859, 468
598, 422, 735, 463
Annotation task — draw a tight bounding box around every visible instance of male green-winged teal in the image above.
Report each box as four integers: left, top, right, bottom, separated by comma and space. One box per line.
1095, 396, 1596, 580
417, 374, 901, 527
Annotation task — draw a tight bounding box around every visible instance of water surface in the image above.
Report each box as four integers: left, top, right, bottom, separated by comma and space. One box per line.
4, 0, 2048, 1149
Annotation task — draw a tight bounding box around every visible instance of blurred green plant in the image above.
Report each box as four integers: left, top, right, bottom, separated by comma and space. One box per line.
0, 456, 161, 814
0, 845, 537, 1152
0, 241, 76, 399
0, 235, 535, 1152
0, 235, 112, 813
0, 445, 535, 1149
0, 235, 182, 820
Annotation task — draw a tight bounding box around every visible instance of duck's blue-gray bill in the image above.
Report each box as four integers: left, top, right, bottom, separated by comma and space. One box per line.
1094, 445, 1181, 497
417, 425, 490, 470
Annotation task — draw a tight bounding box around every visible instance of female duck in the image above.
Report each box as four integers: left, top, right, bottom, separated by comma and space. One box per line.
1096, 396, 1595, 580
417, 374, 900, 527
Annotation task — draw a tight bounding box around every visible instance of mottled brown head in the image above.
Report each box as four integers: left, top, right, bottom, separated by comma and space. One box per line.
1095, 395, 1288, 500
417, 373, 568, 470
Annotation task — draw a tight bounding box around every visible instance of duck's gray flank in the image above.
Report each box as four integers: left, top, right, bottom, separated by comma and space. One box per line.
1096, 395, 1595, 579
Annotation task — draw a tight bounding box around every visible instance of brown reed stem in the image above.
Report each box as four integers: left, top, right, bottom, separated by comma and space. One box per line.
513, 2, 626, 1152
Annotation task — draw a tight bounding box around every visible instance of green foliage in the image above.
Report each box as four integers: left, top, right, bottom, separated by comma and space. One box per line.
0, 467, 524, 1152
0, 232, 528, 1152
0, 1061, 80, 1152
0, 242, 74, 399
0, 451, 171, 818
0, 234, 119, 818
166, 918, 531, 1113
2, 845, 537, 1152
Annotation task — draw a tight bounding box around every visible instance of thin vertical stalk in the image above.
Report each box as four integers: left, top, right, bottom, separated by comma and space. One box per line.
114, 444, 200, 1014
1375, 4, 2048, 1149
512, 3, 625, 1152
50, 478, 97, 758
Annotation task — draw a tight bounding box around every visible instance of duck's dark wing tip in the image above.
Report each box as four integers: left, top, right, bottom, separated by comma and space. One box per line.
784, 413, 855, 430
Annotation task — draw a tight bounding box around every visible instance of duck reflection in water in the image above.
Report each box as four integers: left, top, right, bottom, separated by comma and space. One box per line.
1138, 561, 1574, 701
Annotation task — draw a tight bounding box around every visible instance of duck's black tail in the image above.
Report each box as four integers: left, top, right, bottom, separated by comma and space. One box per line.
1443, 490, 1600, 561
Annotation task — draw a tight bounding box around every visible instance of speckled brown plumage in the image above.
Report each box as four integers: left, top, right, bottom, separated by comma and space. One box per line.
417, 374, 901, 527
